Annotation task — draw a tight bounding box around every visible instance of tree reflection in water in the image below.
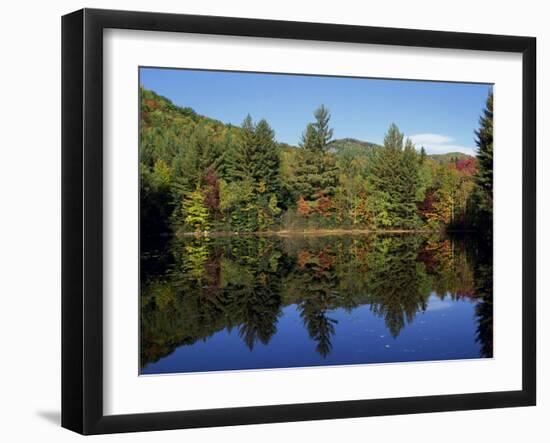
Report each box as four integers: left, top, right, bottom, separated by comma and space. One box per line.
140, 233, 493, 369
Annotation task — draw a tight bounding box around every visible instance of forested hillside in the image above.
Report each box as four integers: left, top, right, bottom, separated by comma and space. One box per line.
429, 152, 474, 164
139, 86, 493, 236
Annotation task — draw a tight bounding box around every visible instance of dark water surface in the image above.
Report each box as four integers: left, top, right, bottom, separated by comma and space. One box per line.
140, 233, 492, 374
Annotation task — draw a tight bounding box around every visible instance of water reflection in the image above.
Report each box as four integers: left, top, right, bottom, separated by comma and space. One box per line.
140, 233, 493, 374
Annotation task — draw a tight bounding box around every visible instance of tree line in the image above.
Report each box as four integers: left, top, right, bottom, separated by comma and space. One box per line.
140, 86, 493, 236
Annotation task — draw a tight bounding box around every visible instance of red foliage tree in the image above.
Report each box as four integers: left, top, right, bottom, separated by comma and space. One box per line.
297, 196, 312, 217
203, 167, 220, 217
315, 193, 333, 217
418, 190, 436, 220
452, 157, 477, 175
297, 250, 312, 268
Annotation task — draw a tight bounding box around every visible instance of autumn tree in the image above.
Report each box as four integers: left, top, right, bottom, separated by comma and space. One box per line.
203, 167, 221, 217
297, 196, 312, 217
183, 189, 210, 234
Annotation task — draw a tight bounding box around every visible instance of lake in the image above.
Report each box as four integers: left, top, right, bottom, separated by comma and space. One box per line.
140, 233, 492, 374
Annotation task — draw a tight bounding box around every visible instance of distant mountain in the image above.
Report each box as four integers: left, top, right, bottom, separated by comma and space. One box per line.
329, 138, 382, 157
329, 138, 382, 151
330, 138, 381, 150
330, 138, 476, 164
428, 152, 475, 163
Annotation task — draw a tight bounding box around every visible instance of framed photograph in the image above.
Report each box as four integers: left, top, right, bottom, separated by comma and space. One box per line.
62, 8, 536, 435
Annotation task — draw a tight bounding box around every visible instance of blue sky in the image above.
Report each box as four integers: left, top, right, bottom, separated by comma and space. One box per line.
140, 67, 492, 156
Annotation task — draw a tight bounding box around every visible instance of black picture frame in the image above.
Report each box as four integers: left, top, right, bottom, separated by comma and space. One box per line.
62, 8, 536, 435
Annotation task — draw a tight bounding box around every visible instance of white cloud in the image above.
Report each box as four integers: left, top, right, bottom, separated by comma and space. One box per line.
423, 144, 476, 156
407, 133, 476, 156
408, 133, 453, 145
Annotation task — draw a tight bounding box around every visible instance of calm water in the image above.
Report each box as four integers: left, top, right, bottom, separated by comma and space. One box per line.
140, 233, 492, 374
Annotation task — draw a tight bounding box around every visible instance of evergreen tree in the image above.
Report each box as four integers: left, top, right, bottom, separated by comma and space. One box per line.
227, 116, 281, 192
216, 131, 240, 181
251, 119, 281, 196
383, 122, 404, 151
220, 116, 283, 230
290, 149, 318, 200
312, 105, 334, 152
293, 106, 339, 205
399, 138, 421, 226
468, 91, 493, 235
178, 122, 222, 190
225, 114, 255, 182
368, 124, 419, 228
300, 123, 318, 151
367, 123, 403, 227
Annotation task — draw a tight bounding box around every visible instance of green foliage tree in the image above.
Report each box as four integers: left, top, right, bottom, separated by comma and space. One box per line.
183, 189, 210, 234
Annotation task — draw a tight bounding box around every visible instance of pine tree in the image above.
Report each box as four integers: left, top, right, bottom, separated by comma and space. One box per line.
293, 106, 338, 205
300, 123, 318, 151
226, 114, 255, 182
227, 116, 281, 191
216, 131, 240, 182
221, 116, 283, 230
383, 122, 404, 151
368, 124, 419, 228
470, 91, 493, 234
312, 105, 333, 152
475, 92, 493, 208
251, 119, 281, 196
290, 149, 318, 200
399, 138, 421, 226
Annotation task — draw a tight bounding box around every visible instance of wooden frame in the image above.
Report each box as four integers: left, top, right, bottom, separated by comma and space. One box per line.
62, 8, 536, 435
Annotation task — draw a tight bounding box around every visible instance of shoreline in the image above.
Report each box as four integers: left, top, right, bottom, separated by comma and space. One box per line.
176, 228, 451, 238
